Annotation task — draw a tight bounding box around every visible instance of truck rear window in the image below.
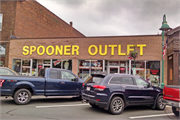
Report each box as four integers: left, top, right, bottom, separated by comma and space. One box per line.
85, 74, 105, 84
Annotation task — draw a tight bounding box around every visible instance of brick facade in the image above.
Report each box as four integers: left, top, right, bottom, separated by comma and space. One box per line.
8, 35, 163, 77
0, 0, 85, 66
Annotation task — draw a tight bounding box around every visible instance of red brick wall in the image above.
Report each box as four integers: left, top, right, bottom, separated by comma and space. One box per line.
0, 1, 17, 41
14, 1, 85, 38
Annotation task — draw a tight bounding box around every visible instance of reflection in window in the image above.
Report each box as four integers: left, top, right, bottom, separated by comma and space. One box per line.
50, 70, 58, 79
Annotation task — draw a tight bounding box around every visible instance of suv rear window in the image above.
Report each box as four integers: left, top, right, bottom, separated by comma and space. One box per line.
85, 74, 105, 84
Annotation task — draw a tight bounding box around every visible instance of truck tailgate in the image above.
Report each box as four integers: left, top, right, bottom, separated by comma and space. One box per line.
163, 85, 180, 102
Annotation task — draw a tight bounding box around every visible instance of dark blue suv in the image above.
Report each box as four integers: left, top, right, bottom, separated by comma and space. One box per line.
82, 74, 165, 115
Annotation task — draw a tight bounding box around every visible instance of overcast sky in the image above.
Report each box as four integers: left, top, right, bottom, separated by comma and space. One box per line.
36, 0, 180, 36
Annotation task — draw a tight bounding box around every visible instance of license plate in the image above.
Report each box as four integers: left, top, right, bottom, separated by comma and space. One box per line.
86, 87, 90, 91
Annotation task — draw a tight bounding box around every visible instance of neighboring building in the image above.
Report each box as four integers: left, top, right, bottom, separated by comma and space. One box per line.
0, 0, 85, 67
166, 26, 180, 85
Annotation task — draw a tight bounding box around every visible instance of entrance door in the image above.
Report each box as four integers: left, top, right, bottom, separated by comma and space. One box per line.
109, 67, 119, 73
108, 61, 127, 74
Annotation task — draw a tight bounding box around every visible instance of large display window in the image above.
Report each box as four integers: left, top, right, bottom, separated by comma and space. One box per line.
22, 59, 31, 76
52, 59, 72, 71
78, 60, 103, 79
131, 60, 160, 87
146, 61, 160, 87
131, 61, 145, 79
12, 59, 21, 73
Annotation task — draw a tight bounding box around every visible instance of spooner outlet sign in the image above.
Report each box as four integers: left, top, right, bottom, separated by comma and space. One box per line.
22, 44, 146, 56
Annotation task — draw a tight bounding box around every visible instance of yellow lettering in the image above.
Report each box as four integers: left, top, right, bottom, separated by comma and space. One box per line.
137, 44, 146, 55
37, 45, 45, 55
64, 45, 71, 55
99, 45, 107, 55
127, 45, 135, 55
30, 46, 36, 55
118, 45, 126, 55
109, 45, 117, 55
55, 45, 63, 55
88, 45, 98, 55
72, 45, 79, 55
46, 45, 54, 55
22, 46, 29, 55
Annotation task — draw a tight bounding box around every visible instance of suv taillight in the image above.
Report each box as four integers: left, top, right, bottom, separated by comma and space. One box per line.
93, 85, 106, 91
0, 79, 5, 87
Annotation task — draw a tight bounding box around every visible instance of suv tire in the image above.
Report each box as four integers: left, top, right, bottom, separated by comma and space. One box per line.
14, 89, 31, 105
172, 107, 179, 116
109, 97, 124, 115
155, 95, 166, 110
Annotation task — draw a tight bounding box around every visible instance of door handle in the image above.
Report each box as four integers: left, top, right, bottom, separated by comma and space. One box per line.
60, 82, 65, 84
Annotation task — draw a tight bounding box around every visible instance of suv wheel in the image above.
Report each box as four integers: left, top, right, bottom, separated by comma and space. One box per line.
109, 97, 124, 115
155, 95, 166, 110
172, 107, 179, 116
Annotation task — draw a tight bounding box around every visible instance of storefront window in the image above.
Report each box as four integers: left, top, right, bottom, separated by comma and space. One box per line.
146, 61, 160, 87
78, 60, 90, 80
62, 60, 72, 70
0, 44, 6, 67
52, 59, 61, 68
22, 59, 31, 76
78, 60, 103, 80
12, 59, 21, 73
52, 59, 72, 71
131, 61, 145, 79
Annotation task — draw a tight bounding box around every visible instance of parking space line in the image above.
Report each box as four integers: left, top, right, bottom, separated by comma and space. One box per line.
36, 104, 89, 108
129, 113, 174, 119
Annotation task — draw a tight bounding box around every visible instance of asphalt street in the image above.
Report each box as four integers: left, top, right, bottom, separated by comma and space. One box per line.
0, 96, 179, 120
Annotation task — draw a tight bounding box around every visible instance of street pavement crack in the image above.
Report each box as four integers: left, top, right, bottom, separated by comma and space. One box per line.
6, 108, 19, 116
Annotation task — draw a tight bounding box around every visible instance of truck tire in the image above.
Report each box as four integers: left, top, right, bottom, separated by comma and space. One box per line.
108, 97, 124, 115
155, 95, 166, 110
13, 89, 31, 105
172, 107, 179, 117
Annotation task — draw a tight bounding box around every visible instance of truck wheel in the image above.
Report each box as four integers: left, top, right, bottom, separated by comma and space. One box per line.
13, 89, 31, 105
155, 95, 166, 110
109, 97, 124, 115
172, 107, 179, 117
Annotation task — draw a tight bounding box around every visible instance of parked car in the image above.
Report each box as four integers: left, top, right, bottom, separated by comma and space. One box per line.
162, 85, 180, 116
0, 68, 83, 105
82, 74, 165, 115
0, 67, 19, 75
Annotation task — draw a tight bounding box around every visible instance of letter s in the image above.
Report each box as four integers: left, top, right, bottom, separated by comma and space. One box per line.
23, 46, 29, 55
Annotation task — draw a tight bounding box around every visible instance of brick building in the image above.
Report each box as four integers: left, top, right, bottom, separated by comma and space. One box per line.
0, 0, 85, 67
0, 0, 179, 86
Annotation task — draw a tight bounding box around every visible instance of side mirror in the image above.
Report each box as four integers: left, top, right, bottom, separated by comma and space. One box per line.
147, 83, 151, 87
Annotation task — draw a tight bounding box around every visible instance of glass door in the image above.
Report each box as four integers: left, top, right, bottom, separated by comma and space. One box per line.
109, 67, 119, 73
